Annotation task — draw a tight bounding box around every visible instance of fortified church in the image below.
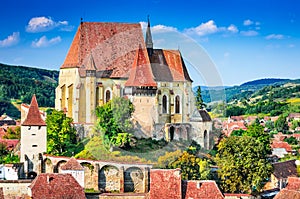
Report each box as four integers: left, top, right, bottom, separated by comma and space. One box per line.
55, 19, 212, 149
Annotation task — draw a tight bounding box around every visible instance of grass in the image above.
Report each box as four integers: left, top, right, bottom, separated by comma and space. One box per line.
287, 98, 300, 105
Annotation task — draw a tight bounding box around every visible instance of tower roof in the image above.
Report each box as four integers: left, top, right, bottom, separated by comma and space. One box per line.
145, 16, 153, 50
125, 45, 157, 87
22, 95, 46, 126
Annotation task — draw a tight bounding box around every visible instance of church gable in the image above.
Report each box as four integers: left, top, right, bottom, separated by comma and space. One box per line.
125, 45, 157, 87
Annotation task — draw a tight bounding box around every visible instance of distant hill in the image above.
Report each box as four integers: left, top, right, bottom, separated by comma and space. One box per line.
240, 78, 289, 86
0, 63, 59, 118
198, 78, 298, 104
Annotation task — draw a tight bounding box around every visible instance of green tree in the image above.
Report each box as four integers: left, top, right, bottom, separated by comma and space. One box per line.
95, 97, 134, 147
46, 109, 79, 156
245, 123, 271, 155
156, 150, 182, 168
275, 115, 289, 133
284, 137, 298, 145
231, 129, 246, 137
0, 143, 19, 164
168, 151, 211, 180
195, 86, 206, 109
215, 136, 272, 194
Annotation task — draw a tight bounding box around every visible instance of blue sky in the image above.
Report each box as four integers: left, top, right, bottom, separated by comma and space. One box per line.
0, 0, 299, 86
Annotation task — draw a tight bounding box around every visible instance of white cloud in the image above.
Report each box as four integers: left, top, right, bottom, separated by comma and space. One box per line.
227, 24, 238, 33
139, 21, 177, 33
184, 20, 239, 36
185, 20, 218, 36
240, 30, 259, 36
0, 32, 20, 47
31, 36, 61, 48
152, 25, 177, 33
265, 34, 284, 40
26, 16, 73, 33
243, 19, 253, 26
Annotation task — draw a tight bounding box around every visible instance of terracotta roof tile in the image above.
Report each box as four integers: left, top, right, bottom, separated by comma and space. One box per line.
274, 177, 300, 199
61, 22, 145, 79
61, 157, 83, 170
286, 177, 300, 191
271, 141, 292, 152
125, 45, 157, 87
0, 139, 19, 150
182, 180, 224, 199
29, 173, 85, 199
22, 95, 46, 126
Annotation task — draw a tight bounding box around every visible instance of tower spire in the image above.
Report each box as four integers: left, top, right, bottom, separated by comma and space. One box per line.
145, 15, 153, 56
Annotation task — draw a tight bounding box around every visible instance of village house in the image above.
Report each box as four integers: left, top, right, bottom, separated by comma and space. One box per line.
60, 157, 85, 187
0, 164, 18, 180
270, 160, 298, 190
28, 173, 85, 199
271, 141, 293, 158
274, 177, 300, 199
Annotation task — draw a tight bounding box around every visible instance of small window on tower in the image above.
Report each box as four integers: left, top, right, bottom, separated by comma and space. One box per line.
32, 134, 36, 136
32, 145, 38, 147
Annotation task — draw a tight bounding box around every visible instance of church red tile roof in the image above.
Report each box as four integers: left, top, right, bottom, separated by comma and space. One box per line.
22, 95, 46, 126
149, 49, 192, 82
61, 22, 145, 79
61, 22, 193, 83
125, 45, 157, 87
61, 157, 84, 171
29, 173, 85, 199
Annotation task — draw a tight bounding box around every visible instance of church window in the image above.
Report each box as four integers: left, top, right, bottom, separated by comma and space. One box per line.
32, 145, 37, 147
175, 95, 180, 114
105, 90, 111, 103
32, 134, 36, 136
162, 95, 167, 114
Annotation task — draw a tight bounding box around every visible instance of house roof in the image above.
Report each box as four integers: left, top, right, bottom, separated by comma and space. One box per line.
0, 139, 19, 150
286, 177, 300, 190
29, 173, 85, 199
22, 95, 46, 126
274, 177, 300, 199
60, 157, 83, 171
274, 189, 300, 199
125, 45, 157, 87
273, 160, 297, 179
271, 141, 292, 152
182, 180, 224, 199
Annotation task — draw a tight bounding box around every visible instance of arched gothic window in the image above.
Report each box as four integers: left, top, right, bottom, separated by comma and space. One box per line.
105, 90, 111, 103
175, 95, 180, 114
162, 95, 167, 114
